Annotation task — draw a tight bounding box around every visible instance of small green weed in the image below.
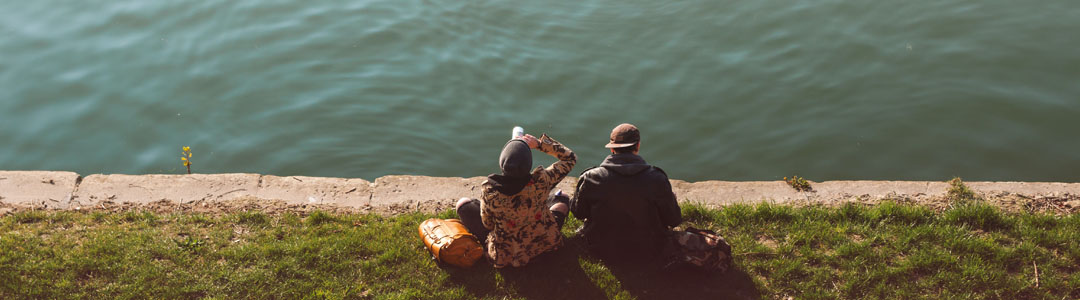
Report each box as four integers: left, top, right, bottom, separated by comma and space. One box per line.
175, 236, 205, 252
947, 177, 977, 203
181, 146, 193, 174
784, 175, 813, 192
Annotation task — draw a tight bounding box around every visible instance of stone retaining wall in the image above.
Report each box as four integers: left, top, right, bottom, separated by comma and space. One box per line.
2, 171, 1078, 214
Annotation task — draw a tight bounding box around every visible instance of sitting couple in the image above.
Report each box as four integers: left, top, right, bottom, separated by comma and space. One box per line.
455, 123, 683, 268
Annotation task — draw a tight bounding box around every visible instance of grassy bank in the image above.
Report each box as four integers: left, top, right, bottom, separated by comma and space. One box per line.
1, 201, 1078, 299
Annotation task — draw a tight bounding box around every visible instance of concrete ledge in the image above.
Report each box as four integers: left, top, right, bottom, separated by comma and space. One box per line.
966, 181, 1080, 196
255, 175, 371, 208
74, 174, 261, 207
669, 180, 953, 206
370, 175, 486, 212
367, 175, 579, 212
2, 171, 1079, 215
0, 171, 81, 208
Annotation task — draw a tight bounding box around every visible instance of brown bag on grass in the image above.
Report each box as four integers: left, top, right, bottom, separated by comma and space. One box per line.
418, 218, 484, 267
662, 227, 734, 273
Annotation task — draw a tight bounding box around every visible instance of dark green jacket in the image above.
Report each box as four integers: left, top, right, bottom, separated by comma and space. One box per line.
571, 153, 682, 262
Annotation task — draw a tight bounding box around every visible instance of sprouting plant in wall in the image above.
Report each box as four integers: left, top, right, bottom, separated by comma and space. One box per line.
784, 175, 812, 192
946, 177, 977, 203
181, 146, 193, 174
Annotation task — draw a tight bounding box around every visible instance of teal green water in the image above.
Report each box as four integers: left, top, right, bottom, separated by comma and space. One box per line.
2, 0, 1079, 182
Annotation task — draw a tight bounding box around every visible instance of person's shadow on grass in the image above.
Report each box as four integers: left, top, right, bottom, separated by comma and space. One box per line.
604, 260, 762, 300
442, 236, 606, 299
441, 236, 759, 299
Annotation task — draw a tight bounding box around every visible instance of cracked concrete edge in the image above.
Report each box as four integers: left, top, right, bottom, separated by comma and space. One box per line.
0, 171, 82, 209
363, 175, 581, 214
2, 171, 1079, 214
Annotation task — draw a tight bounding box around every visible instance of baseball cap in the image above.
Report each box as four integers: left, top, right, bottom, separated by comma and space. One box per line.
604, 123, 640, 148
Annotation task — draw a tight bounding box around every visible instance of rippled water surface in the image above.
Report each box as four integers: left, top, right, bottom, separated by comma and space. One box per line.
2, 0, 1079, 181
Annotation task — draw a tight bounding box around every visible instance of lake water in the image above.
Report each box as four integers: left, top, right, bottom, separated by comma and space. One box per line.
2, 0, 1078, 182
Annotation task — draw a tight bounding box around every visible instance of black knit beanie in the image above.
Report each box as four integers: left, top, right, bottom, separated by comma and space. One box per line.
499, 139, 532, 178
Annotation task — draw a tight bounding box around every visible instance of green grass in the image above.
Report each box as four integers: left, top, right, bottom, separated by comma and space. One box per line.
946, 177, 977, 204
1, 202, 1078, 299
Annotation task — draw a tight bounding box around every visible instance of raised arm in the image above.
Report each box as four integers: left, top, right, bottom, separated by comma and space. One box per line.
532, 134, 576, 191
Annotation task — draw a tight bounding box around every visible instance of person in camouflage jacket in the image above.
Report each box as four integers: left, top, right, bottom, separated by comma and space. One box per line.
456, 133, 576, 268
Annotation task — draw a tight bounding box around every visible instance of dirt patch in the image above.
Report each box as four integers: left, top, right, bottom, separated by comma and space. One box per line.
757, 235, 779, 249
778, 192, 1079, 215
850, 234, 864, 243
988, 192, 1079, 215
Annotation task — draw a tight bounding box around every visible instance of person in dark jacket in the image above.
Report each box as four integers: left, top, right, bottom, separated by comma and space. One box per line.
571, 123, 682, 263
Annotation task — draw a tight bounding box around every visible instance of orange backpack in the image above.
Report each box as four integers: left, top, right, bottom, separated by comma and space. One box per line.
418, 219, 484, 267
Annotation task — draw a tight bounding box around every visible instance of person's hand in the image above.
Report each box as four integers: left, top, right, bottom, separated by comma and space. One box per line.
521, 134, 540, 149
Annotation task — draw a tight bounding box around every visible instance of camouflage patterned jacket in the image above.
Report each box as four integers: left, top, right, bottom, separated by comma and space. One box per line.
480, 134, 576, 268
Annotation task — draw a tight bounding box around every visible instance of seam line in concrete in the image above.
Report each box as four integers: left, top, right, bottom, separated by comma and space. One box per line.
66, 174, 83, 209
